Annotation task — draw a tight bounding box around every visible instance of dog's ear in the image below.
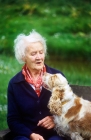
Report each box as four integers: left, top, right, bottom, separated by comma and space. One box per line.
48, 97, 62, 116
52, 88, 64, 100
48, 88, 64, 116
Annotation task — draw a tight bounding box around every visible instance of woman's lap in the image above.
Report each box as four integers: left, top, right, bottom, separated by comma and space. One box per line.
13, 135, 68, 140
48, 135, 66, 140
13, 136, 29, 140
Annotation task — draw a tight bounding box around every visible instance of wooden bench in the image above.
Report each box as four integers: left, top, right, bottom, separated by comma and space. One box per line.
0, 85, 91, 140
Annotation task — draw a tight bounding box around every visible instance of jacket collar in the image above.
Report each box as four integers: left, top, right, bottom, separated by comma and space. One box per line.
13, 64, 52, 83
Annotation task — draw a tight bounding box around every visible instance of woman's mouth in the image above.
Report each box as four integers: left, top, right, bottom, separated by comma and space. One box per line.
36, 61, 43, 65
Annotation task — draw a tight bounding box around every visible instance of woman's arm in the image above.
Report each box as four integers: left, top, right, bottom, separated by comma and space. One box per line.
7, 82, 32, 138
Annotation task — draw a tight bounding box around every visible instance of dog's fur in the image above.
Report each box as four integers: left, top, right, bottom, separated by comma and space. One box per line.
42, 72, 91, 140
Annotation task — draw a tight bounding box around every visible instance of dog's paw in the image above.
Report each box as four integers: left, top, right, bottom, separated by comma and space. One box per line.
71, 132, 83, 140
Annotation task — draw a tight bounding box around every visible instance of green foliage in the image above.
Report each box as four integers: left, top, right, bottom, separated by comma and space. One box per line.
0, 55, 21, 129
0, 112, 7, 129
0, 1, 91, 61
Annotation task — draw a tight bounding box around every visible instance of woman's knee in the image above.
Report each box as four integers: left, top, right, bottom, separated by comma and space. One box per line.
48, 135, 65, 140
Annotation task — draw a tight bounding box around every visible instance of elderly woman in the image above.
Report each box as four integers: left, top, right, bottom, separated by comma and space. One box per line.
7, 30, 67, 140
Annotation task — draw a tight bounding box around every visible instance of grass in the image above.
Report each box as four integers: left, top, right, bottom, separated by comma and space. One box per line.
0, 1, 91, 60
0, 54, 91, 130
45, 57, 91, 86
0, 55, 21, 130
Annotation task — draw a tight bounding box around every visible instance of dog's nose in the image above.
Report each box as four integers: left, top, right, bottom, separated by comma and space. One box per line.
43, 72, 47, 76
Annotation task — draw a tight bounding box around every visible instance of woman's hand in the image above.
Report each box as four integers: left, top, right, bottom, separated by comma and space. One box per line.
37, 116, 55, 129
30, 133, 44, 140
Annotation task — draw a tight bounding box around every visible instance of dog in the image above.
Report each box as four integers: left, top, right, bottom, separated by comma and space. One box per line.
42, 72, 91, 140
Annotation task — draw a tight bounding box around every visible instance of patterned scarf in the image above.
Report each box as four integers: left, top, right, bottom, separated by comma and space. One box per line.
22, 64, 46, 97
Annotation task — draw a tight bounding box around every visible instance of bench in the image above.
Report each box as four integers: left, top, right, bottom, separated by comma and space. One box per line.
0, 85, 91, 140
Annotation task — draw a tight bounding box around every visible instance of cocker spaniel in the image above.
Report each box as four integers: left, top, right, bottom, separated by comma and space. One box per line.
42, 72, 91, 140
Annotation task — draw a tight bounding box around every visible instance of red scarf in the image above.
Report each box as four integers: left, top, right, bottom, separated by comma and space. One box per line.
22, 64, 46, 97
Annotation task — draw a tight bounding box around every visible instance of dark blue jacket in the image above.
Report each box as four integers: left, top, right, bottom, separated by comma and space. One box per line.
7, 64, 65, 139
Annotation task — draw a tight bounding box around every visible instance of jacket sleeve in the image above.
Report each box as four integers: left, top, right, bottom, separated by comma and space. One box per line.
7, 81, 32, 138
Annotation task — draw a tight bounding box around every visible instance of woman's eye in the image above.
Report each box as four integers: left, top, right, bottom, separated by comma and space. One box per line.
39, 51, 43, 54
31, 52, 36, 56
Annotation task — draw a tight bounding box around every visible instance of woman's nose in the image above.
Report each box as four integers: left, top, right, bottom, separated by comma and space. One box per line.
36, 53, 41, 59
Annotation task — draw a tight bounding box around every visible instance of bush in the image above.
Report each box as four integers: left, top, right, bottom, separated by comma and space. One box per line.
0, 1, 91, 61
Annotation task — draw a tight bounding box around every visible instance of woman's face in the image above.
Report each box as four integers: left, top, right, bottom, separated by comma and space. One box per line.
24, 42, 45, 72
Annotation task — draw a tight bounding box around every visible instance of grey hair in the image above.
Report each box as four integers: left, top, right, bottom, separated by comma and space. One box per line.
14, 30, 47, 64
